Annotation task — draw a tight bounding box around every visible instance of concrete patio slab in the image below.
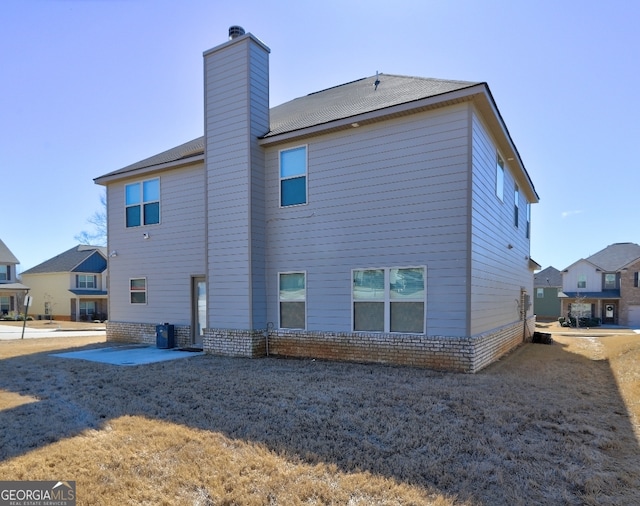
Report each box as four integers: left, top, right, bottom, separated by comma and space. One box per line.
52, 344, 204, 366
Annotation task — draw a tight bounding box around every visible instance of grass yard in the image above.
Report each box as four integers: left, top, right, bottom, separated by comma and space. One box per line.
0, 327, 639, 505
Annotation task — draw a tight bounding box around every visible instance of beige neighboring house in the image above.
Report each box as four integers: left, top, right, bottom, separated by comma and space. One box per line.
0, 238, 29, 317
20, 245, 108, 321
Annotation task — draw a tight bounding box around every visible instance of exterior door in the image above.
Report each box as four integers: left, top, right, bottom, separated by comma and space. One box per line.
192, 277, 206, 346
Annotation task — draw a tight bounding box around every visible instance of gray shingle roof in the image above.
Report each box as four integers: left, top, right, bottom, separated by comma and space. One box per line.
21, 245, 107, 275
584, 243, 640, 271
266, 73, 480, 137
97, 74, 480, 179
534, 266, 562, 287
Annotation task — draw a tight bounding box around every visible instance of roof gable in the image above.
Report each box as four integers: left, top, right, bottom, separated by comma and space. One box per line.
0, 239, 20, 264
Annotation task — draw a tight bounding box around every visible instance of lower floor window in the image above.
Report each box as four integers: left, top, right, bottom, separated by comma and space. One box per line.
130, 278, 147, 304
353, 266, 426, 333
279, 272, 306, 329
80, 301, 96, 317
0, 296, 11, 314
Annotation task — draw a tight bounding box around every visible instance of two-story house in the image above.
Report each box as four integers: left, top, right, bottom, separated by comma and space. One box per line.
94, 27, 540, 372
20, 245, 108, 321
559, 242, 640, 327
0, 238, 29, 317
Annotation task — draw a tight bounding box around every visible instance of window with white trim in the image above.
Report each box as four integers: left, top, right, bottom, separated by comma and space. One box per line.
130, 278, 147, 304
353, 266, 425, 333
125, 178, 160, 227
77, 274, 97, 289
80, 301, 96, 318
526, 202, 531, 239
577, 275, 586, 289
0, 265, 9, 281
280, 146, 307, 207
279, 272, 306, 329
496, 154, 504, 201
536, 288, 544, 298
514, 184, 519, 227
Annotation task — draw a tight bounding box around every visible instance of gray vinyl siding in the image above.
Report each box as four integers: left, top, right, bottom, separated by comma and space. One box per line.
106, 164, 206, 324
264, 104, 471, 336
470, 110, 532, 334
204, 35, 269, 330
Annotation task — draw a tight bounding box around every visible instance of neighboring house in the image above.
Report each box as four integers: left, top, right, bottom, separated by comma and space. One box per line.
20, 245, 108, 321
559, 242, 640, 327
94, 27, 540, 372
0, 239, 29, 317
533, 266, 562, 320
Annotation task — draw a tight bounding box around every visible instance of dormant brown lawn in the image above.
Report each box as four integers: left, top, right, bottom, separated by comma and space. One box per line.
0, 324, 638, 505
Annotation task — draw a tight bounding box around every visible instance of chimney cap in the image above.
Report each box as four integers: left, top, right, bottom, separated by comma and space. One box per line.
229, 26, 245, 40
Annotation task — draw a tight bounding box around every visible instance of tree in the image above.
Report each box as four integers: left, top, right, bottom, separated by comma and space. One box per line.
76, 191, 107, 246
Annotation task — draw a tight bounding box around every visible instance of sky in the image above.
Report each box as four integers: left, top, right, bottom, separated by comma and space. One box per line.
1, 0, 638, 273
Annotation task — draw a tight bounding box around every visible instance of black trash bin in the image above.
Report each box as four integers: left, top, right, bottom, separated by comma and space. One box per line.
156, 323, 175, 349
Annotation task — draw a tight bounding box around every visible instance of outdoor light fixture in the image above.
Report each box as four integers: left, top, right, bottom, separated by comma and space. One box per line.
143, 233, 150, 240
109, 251, 118, 258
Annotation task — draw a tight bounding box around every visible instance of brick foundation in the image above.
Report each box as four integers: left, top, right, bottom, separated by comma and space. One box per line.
107, 317, 534, 373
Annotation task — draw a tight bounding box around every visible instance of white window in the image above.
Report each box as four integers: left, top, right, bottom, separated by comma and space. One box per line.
496, 154, 504, 201
604, 273, 616, 290
536, 288, 544, 298
130, 278, 147, 304
0, 265, 9, 281
280, 146, 307, 207
577, 275, 586, 289
0, 296, 10, 314
279, 272, 306, 329
353, 266, 426, 333
125, 178, 160, 227
77, 274, 97, 289
514, 185, 519, 227
80, 301, 96, 318
526, 202, 531, 239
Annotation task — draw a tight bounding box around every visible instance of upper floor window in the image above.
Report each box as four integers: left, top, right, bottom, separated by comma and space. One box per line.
577, 275, 586, 289
536, 288, 544, 298
353, 266, 426, 333
635, 272, 639, 288
0, 265, 9, 281
77, 275, 97, 289
125, 178, 160, 227
280, 146, 307, 207
604, 273, 616, 290
514, 185, 519, 227
495, 154, 504, 201
130, 278, 147, 304
279, 272, 306, 329
526, 202, 531, 239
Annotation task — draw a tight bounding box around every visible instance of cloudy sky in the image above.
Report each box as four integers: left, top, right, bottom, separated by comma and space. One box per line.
2, 0, 638, 271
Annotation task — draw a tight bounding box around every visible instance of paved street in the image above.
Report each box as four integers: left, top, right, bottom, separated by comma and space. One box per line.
0, 323, 106, 340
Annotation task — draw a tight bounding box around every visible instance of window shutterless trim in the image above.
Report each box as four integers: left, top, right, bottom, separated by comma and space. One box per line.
279, 145, 308, 208
278, 271, 307, 329
129, 277, 148, 305
125, 178, 161, 227
352, 265, 426, 334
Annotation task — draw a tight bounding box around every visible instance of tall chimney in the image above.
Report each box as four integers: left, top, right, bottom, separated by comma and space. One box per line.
228, 25, 245, 40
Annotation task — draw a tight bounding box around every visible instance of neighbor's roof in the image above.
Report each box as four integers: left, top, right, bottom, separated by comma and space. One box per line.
0, 239, 20, 264
95, 74, 480, 181
21, 245, 107, 275
534, 266, 562, 287
570, 243, 640, 272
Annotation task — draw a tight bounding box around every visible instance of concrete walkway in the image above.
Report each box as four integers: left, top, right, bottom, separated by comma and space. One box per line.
52, 345, 204, 366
